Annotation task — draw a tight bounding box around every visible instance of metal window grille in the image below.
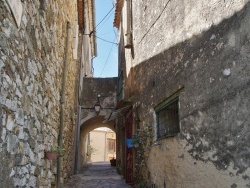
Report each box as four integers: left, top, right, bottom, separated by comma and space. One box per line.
156, 98, 180, 139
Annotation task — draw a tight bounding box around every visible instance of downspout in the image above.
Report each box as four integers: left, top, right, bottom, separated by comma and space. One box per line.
74, 27, 85, 174
74, 106, 81, 174
124, 0, 132, 48
57, 21, 71, 187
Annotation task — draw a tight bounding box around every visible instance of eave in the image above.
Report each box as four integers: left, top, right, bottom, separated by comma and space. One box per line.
113, 0, 123, 28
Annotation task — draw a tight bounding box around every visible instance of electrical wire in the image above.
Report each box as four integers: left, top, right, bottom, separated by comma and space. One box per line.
95, 35, 118, 45
98, 31, 113, 36
113, 27, 118, 43
138, 0, 170, 44
94, 6, 114, 31
82, 33, 118, 45
109, 0, 115, 7
100, 37, 115, 77
95, 11, 113, 31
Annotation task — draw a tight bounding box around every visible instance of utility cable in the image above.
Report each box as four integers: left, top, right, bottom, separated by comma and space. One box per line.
98, 31, 113, 36
113, 27, 118, 43
82, 33, 118, 45
95, 35, 118, 45
95, 11, 114, 31
100, 37, 115, 77
93, 6, 114, 31
138, 0, 170, 44
109, 0, 115, 7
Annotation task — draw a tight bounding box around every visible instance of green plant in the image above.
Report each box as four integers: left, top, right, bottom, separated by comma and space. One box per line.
48, 146, 64, 154
136, 180, 147, 188
44, 146, 64, 160
87, 144, 95, 156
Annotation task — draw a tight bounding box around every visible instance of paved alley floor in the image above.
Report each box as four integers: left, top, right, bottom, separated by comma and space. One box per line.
65, 162, 132, 188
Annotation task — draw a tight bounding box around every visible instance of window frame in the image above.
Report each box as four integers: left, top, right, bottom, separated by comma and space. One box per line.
155, 89, 182, 140
107, 138, 116, 152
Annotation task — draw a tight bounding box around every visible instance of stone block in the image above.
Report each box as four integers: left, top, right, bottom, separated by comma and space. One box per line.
1, 127, 7, 142
27, 175, 37, 187
13, 177, 26, 187
7, 133, 18, 154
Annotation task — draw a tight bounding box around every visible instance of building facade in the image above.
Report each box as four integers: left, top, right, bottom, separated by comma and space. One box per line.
0, 0, 95, 187
88, 127, 116, 162
77, 77, 117, 169
114, 0, 250, 187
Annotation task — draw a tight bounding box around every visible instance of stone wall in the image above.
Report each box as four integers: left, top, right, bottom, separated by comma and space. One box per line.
132, 0, 249, 65
77, 77, 117, 169
117, 0, 250, 187
0, 0, 78, 187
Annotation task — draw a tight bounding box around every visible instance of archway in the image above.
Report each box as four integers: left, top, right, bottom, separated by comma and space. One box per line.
77, 114, 116, 170
88, 127, 116, 162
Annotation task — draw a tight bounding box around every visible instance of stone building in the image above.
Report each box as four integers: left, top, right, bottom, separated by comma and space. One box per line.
77, 77, 117, 169
114, 0, 250, 187
0, 0, 95, 187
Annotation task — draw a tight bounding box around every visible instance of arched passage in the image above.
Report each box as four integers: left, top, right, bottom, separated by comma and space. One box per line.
76, 77, 118, 171
77, 114, 116, 169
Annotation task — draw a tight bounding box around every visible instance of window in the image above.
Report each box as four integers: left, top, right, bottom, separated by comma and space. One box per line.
155, 93, 181, 139
108, 139, 116, 152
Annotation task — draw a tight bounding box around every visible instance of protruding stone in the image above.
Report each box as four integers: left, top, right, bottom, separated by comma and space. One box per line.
9, 168, 15, 177
1, 128, 7, 142
0, 59, 4, 70
7, 134, 18, 154
223, 68, 231, 76
28, 175, 37, 187
16, 108, 24, 125
35, 120, 41, 132
13, 177, 26, 187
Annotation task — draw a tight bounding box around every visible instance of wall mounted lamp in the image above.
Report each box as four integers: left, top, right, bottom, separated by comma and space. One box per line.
94, 102, 101, 114
80, 94, 106, 115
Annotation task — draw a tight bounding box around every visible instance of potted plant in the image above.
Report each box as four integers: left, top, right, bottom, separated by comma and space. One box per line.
44, 146, 64, 160
110, 157, 116, 166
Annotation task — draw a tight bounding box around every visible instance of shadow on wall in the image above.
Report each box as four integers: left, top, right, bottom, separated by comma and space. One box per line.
125, 1, 250, 174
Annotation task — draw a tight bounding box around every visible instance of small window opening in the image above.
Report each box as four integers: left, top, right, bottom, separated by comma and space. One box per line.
156, 97, 180, 139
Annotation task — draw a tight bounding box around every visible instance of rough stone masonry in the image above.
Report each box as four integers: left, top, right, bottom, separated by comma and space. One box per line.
0, 0, 78, 187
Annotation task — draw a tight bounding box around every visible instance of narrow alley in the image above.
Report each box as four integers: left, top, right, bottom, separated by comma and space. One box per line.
65, 162, 132, 188
1, 0, 250, 187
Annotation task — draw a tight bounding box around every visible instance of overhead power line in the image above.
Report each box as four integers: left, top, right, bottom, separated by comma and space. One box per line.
138, 0, 170, 44
100, 37, 115, 77
94, 6, 114, 31
96, 11, 114, 31
83, 33, 118, 45
95, 35, 118, 45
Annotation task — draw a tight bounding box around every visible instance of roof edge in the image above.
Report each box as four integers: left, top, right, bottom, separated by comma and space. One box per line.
113, 0, 124, 28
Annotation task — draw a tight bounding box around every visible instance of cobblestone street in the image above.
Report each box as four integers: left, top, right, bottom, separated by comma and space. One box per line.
65, 162, 132, 188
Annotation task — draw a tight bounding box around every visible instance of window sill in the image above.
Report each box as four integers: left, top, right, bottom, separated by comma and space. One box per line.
157, 133, 179, 141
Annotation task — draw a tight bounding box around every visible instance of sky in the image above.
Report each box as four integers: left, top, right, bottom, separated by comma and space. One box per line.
93, 0, 118, 78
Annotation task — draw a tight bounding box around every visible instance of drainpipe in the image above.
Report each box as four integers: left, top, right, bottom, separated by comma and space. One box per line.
74, 27, 85, 174
74, 106, 81, 174
57, 21, 71, 188
124, 0, 132, 48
